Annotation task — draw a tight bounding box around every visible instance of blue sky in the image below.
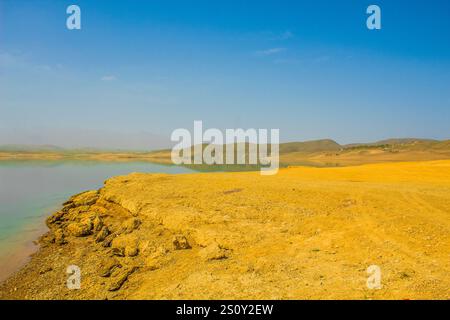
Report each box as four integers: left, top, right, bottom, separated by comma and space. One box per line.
1, 0, 449, 149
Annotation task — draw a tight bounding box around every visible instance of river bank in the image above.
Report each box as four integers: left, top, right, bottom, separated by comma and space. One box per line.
0, 160, 195, 285
1, 160, 449, 299
0, 221, 47, 283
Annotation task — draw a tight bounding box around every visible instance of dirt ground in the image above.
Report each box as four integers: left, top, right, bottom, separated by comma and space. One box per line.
1, 160, 449, 300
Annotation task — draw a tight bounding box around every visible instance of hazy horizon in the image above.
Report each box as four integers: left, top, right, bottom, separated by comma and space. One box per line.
0, 131, 445, 152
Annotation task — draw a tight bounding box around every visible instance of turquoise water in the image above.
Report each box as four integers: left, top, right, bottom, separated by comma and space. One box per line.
0, 160, 195, 281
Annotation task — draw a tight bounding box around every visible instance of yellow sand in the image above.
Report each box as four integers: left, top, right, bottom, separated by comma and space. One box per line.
1, 160, 449, 299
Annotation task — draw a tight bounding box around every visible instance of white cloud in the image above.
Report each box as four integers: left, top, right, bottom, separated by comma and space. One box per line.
264, 30, 295, 41
101, 75, 117, 81
255, 48, 286, 56
279, 30, 294, 40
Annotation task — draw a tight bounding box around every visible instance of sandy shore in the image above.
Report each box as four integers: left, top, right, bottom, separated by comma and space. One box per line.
1, 160, 449, 300
0, 220, 48, 283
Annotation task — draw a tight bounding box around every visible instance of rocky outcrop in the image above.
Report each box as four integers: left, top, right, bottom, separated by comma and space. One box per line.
39, 189, 148, 294
23, 179, 222, 299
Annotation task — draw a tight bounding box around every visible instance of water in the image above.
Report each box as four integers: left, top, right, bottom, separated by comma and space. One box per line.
0, 160, 195, 282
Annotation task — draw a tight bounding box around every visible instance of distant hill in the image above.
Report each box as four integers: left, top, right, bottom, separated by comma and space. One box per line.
2, 139, 448, 155
374, 138, 437, 145
432, 140, 450, 150
279, 139, 342, 153
344, 138, 438, 149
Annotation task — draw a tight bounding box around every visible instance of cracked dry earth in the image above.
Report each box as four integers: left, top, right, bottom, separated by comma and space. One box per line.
0, 160, 449, 300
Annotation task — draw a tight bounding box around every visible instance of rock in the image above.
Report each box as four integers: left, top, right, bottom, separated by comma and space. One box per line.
145, 257, 160, 271
39, 266, 53, 275
102, 235, 115, 247
199, 242, 228, 261
138, 240, 151, 254
92, 215, 103, 232
95, 226, 110, 243
66, 221, 92, 237
54, 228, 67, 245
98, 259, 121, 277
121, 218, 141, 234
172, 235, 191, 250
81, 217, 93, 229
111, 234, 139, 257
145, 246, 169, 271
67, 206, 91, 218
111, 247, 125, 257
125, 245, 139, 257
155, 246, 169, 256
46, 211, 65, 227
108, 267, 137, 291
71, 190, 99, 206
40, 232, 55, 245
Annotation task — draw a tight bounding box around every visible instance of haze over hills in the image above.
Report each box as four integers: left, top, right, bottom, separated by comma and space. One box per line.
0, 144, 66, 152
0, 144, 146, 153
1, 138, 449, 154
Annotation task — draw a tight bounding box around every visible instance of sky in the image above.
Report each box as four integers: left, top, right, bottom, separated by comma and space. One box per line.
1, 0, 450, 149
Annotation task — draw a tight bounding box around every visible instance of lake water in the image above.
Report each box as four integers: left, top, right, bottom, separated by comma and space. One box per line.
0, 160, 195, 282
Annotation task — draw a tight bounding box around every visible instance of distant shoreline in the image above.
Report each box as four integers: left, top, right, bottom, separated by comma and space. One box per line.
2, 138, 450, 168
0, 151, 173, 164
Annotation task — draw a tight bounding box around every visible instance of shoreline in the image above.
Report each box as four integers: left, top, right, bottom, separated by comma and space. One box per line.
0, 159, 197, 288
3, 146, 450, 168
0, 218, 49, 284
0, 151, 173, 164
1, 160, 449, 299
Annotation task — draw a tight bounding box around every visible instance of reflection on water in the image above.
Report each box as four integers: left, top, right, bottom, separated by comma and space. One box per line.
0, 160, 195, 282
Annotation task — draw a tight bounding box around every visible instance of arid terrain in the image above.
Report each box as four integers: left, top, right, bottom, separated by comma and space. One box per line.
1, 160, 449, 300
2, 139, 450, 167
